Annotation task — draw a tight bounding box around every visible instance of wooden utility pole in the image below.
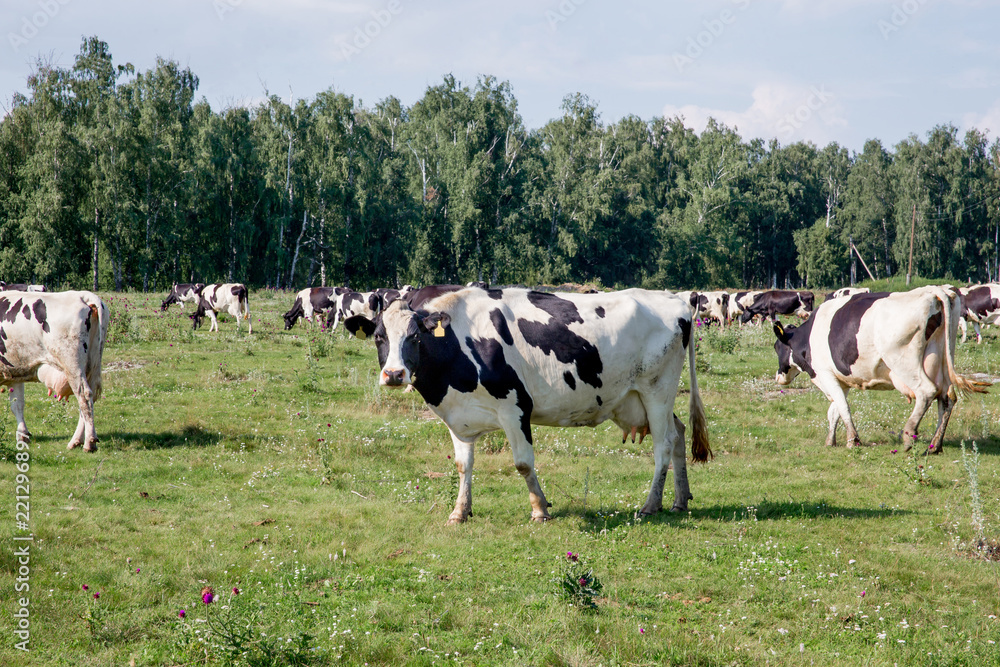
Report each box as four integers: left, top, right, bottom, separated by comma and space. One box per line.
906, 203, 916, 286
850, 240, 876, 282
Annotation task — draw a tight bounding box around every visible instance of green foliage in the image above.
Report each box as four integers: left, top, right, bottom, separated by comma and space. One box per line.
4, 38, 1000, 292
558, 552, 603, 611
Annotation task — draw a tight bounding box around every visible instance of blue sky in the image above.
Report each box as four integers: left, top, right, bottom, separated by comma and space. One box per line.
3, 0, 999, 152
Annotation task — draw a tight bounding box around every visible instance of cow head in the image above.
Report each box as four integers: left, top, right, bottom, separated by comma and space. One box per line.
772, 321, 808, 385
345, 301, 451, 388
283, 297, 304, 330
161, 284, 179, 311
189, 299, 208, 330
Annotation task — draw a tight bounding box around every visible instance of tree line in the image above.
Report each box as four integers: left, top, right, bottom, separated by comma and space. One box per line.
2, 37, 999, 293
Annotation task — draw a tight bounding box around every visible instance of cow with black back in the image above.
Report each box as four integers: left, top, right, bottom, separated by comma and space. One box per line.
344, 286, 711, 524
0, 290, 109, 451
824, 287, 869, 301
160, 283, 205, 311
739, 289, 814, 324
772, 286, 987, 453
958, 283, 1000, 344
325, 290, 383, 331
283, 287, 348, 329
190, 283, 252, 334
0, 282, 46, 292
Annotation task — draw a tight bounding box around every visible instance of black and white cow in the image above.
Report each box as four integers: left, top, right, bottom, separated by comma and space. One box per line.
325, 290, 382, 331
958, 284, 1000, 344
739, 290, 814, 324
283, 287, 347, 330
160, 283, 206, 311
772, 286, 987, 453
824, 287, 870, 301
0, 290, 109, 451
727, 290, 763, 324
0, 282, 46, 292
344, 287, 711, 524
688, 291, 730, 327
190, 283, 252, 334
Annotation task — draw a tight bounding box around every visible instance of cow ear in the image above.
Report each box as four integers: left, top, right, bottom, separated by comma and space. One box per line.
419, 312, 451, 337
773, 321, 790, 344
344, 316, 377, 340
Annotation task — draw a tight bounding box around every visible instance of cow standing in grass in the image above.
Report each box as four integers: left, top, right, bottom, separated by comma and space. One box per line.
345, 286, 710, 524
958, 284, 1000, 344
772, 286, 987, 453
283, 287, 347, 329
0, 282, 46, 292
191, 283, 252, 334
160, 283, 205, 311
0, 290, 109, 451
739, 290, 814, 324
326, 290, 382, 331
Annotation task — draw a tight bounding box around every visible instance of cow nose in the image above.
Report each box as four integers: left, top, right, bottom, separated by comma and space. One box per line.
381, 368, 406, 386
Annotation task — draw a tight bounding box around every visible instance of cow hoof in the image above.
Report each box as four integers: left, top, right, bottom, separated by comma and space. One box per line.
67, 439, 81, 450
84, 440, 98, 453
16, 430, 31, 444
445, 515, 467, 526
847, 438, 863, 448
530, 513, 552, 523
669, 505, 687, 513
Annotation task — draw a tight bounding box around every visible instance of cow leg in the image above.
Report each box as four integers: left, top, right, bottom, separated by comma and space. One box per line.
926, 392, 955, 454
501, 417, 550, 522
641, 408, 686, 515
208, 311, 219, 333
818, 378, 862, 447
67, 376, 98, 451
9, 384, 30, 443
825, 401, 841, 447
959, 318, 968, 343
446, 430, 475, 525
974, 322, 983, 345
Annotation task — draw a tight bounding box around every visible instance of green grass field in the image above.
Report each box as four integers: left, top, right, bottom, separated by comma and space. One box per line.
2, 288, 999, 666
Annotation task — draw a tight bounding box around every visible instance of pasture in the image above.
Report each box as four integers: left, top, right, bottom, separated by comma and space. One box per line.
2, 288, 999, 666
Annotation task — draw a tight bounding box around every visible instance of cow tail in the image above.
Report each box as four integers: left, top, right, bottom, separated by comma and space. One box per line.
688, 329, 713, 462
85, 296, 109, 401
940, 288, 989, 396
238, 285, 250, 320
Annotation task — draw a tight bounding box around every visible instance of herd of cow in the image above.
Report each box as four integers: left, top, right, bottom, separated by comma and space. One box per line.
0, 279, 996, 523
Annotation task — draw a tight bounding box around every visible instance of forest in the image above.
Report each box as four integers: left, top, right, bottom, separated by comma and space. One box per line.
1, 36, 999, 293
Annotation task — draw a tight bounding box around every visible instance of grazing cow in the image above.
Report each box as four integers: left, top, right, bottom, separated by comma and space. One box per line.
693, 291, 730, 327
0, 282, 46, 292
728, 290, 763, 324
190, 283, 252, 334
0, 290, 109, 451
344, 287, 711, 524
739, 290, 814, 324
160, 283, 206, 311
283, 287, 347, 330
958, 284, 1000, 344
824, 287, 870, 301
771, 286, 987, 453
325, 290, 382, 331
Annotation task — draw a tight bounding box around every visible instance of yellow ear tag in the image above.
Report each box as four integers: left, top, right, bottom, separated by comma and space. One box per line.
774, 322, 784, 337
356, 330, 367, 340
433, 321, 446, 338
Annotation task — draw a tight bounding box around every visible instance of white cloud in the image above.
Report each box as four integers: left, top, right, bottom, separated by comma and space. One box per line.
961, 101, 1000, 138
662, 82, 848, 145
